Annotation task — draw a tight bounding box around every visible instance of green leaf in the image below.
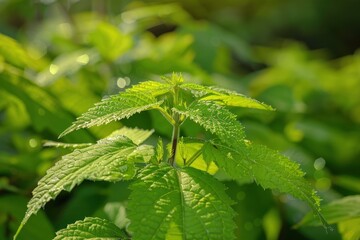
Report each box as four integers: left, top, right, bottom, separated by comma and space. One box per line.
155, 137, 164, 163
43, 141, 92, 149
297, 195, 360, 226
176, 140, 218, 174
46, 127, 154, 148
0, 73, 92, 141
174, 101, 245, 148
15, 136, 153, 238
128, 164, 235, 240
89, 22, 132, 61
0, 195, 55, 240
180, 83, 274, 110
59, 81, 169, 137
54, 217, 128, 240
338, 218, 360, 240
203, 141, 324, 224
106, 126, 154, 145
0, 33, 42, 70
127, 80, 172, 97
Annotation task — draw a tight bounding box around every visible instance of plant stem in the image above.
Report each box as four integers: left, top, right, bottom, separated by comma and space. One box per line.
169, 114, 180, 166
169, 84, 180, 166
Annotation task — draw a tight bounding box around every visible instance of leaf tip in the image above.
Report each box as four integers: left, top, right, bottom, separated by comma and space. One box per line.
58, 125, 75, 138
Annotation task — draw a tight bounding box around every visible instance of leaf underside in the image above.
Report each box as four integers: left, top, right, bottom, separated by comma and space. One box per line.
128, 164, 236, 240
16, 136, 154, 237
54, 217, 128, 240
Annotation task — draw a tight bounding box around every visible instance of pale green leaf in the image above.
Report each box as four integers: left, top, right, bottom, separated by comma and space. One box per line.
180, 83, 273, 110
203, 141, 324, 224
155, 137, 164, 163
174, 101, 245, 148
176, 141, 218, 174
338, 218, 360, 240
107, 126, 154, 145
0, 33, 42, 70
43, 141, 92, 149
297, 195, 360, 226
127, 80, 172, 97
59, 81, 169, 137
128, 164, 235, 240
89, 22, 132, 61
54, 217, 128, 240
263, 209, 281, 240
15, 136, 153, 238
47, 127, 154, 149
179, 83, 212, 97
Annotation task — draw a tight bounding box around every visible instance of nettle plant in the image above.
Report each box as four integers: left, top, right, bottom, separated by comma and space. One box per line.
15, 74, 326, 239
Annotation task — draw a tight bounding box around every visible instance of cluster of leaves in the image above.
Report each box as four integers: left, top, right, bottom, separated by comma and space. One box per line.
15, 74, 327, 239
1, 1, 360, 240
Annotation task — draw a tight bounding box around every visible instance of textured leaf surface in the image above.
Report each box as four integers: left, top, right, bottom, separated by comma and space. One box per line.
59, 81, 169, 137
46, 127, 154, 149
16, 136, 154, 237
54, 217, 128, 240
176, 141, 218, 174
128, 81, 172, 96
128, 164, 235, 240
174, 101, 245, 148
203, 141, 323, 222
180, 83, 273, 110
43, 141, 92, 149
107, 126, 154, 145
297, 195, 360, 226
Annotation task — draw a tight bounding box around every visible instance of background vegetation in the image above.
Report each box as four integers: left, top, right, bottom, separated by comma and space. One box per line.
1, 0, 359, 239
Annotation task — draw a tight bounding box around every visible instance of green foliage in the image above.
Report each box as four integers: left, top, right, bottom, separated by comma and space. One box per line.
54, 217, 128, 240
15, 134, 153, 238
59, 82, 167, 137
297, 195, 360, 240
128, 164, 235, 239
14, 75, 326, 239
174, 101, 246, 147
203, 142, 324, 224
298, 195, 360, 226
180, 83, 274, 110
2, 2, 359, 239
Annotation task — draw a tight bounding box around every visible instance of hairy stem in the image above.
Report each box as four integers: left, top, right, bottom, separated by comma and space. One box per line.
169, 84, 180, 166
169, 114, 180, 166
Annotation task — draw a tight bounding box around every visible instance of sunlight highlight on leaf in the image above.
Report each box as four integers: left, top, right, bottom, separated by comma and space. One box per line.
59, 81, 170, 137
128, 164, 236, 240
54, 217, 128, 240
15, 136, 154, 238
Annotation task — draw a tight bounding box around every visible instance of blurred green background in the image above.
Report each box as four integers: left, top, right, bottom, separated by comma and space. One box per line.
1, 0, 359, 239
